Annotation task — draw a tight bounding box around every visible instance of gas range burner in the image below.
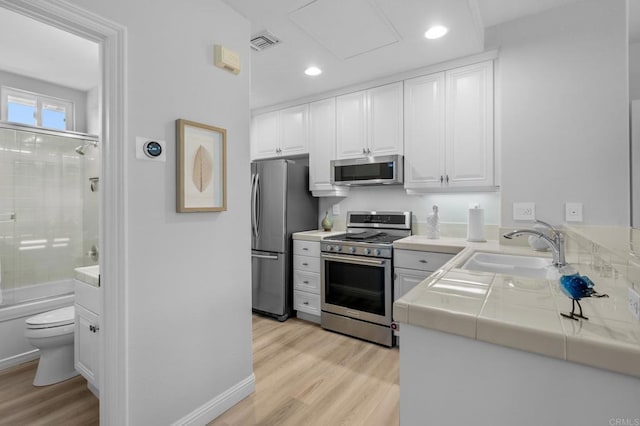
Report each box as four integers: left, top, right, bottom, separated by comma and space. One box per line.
321, 211, 412, 258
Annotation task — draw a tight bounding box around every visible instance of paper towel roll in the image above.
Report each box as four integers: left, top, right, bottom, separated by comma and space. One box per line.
467, 207, 486, 242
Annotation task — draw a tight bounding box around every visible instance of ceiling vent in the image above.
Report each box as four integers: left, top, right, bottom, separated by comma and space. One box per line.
250, 31, 281, 51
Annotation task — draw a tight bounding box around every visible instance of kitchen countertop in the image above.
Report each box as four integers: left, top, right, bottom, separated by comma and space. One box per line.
393, 236, 640, 378
292, 230, 345, 241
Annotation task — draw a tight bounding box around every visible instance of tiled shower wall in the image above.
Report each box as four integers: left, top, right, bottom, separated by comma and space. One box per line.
0, 127, 96, 304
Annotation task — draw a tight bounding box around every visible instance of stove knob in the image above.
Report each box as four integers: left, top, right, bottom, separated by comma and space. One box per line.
336, 246, 342, 252
374, 249, 381, 256
349, 247, 356, 254
364, 248, 371, 255
326, 245, 333, 251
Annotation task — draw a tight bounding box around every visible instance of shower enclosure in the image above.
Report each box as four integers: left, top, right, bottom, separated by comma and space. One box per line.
0, 122, 99, 307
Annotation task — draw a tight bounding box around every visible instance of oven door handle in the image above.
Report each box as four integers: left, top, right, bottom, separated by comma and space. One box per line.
321, 253, 386, 266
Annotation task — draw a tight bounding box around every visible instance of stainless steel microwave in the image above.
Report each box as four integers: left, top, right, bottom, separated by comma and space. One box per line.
330, 154, 404, 186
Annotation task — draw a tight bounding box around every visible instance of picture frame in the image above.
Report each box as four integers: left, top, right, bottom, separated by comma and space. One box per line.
176, 119, 227, 212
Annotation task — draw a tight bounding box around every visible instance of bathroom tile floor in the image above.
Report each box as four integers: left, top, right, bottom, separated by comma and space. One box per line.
0, 360, 98, 425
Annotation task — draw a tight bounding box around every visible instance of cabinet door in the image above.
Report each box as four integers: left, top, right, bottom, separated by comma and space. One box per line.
280, 104, 309, 156
336, 91, 368, 159
368, 82, 404, 156
309, 98, 336, 191
404, 73, 446, 189
445, 61, 494, 187
394, 268, 429, 302
75, 304, 99, 388
251, 111, 280, 159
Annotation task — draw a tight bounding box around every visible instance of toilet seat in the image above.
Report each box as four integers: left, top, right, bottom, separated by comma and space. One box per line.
26, 306, 75, 329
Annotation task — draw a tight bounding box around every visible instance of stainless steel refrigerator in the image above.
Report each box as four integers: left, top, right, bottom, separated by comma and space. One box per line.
251, 159, 318, 321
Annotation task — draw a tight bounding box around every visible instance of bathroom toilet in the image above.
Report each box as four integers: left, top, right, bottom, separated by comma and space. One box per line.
25, 306, 78, 386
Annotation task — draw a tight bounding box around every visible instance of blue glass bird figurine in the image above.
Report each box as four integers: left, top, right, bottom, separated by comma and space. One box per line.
559, 273, 608, 320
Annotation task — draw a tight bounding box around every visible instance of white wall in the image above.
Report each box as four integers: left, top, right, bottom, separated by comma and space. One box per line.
486, 0, 629, 227
631, 41, 640, 101
67, 0, 253, 424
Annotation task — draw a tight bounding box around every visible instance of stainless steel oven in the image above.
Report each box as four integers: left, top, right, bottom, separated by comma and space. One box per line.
321, 253, 392, 326
319, 211, 411, 347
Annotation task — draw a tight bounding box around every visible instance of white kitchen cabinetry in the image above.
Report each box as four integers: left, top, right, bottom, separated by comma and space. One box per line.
308, 98, 349, 197
251, 104, 309, 160
74, 280, 100, 396
336, 82, 403, 159
404, 61, 494, 191
293, 240, 321, 323
394, 249, 454, 337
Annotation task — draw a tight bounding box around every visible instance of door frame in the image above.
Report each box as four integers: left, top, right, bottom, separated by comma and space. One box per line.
0, 1, 128, 424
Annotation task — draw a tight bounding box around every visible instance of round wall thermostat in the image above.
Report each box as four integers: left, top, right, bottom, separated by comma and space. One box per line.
143, 141, 163, 158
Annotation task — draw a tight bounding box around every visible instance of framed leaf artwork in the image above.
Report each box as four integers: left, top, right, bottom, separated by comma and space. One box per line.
176, 119, 227, 212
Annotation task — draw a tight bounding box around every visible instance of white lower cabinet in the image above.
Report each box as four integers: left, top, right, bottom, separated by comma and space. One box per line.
394, 249, 455, 338
293, 240, 321, 323
74, 280, 100, 396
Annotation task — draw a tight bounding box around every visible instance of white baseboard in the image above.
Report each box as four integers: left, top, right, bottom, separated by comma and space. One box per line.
0, 349, 39, 371
171, 373, 256, 426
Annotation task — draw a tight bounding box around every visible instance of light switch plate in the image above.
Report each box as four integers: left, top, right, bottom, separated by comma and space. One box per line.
565, 202, 583, 222
513, 202, 535, 221
628, 287, 640, 320
332, 204, 341, 215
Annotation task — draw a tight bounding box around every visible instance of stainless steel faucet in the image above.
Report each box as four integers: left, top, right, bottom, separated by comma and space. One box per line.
503, 220, 566, 268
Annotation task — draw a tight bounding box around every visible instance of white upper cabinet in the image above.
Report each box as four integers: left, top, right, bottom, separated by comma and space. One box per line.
404, 61, 494, 191
336, 82, 403, 159
308, 98, 349, 197
251, 104, 309, 160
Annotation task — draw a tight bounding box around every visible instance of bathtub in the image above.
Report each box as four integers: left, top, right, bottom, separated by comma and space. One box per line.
0, 281, 75, 371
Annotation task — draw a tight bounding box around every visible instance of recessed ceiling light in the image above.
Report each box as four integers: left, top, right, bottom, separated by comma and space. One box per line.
424, 25, 449, 40
304, 66, 322, 76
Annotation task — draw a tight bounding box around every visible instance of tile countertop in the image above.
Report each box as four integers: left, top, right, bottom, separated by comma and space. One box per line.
292, 230, 345, 242
393, 236, 640, 379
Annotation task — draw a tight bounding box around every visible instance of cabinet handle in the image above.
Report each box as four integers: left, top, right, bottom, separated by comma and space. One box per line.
302, 247, 308, 251
302, 262, 308, 266
440, 175, 444, 184
362, 148, 366, 154
446, 175, 449, 183
367, 148, 371, 154
89, 325, 99, 333
303, 301, 309, 305
303, 281, 309, 284
419, 259, 428, 263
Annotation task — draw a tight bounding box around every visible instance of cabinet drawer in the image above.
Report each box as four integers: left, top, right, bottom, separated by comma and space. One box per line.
394, 250, 454, 272
293, 254, 320, 273
293, 270, 320, 294
293, 240, 320, 257
294, 290, 320, 316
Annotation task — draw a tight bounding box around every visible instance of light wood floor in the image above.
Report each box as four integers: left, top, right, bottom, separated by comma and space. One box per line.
0, 360, 99, 426
210, 315, 400, 426
0, 316, 398, 425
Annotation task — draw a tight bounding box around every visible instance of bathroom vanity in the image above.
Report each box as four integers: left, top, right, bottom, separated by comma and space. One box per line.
74, 265, 100, 397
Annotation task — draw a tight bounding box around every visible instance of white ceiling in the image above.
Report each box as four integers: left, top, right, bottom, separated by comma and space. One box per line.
0, 7, 99, 92
0, 1, 636, 105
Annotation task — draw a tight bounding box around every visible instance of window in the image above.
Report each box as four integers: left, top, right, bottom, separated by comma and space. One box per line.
1, 87, 74, 131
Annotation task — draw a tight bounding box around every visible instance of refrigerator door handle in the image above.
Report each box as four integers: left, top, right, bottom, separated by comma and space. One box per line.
251, 253, 279, 260
251, 173, 258, 240
255, 172, 262, 237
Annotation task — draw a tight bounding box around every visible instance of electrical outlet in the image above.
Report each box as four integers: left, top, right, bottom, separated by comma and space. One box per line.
513, 202, 535, 221
628, 287, 640, 320
565, 202, 583, 222
332, 204, 340, 216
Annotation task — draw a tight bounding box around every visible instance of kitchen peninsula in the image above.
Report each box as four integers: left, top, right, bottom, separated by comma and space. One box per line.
393, 229, 640, 426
